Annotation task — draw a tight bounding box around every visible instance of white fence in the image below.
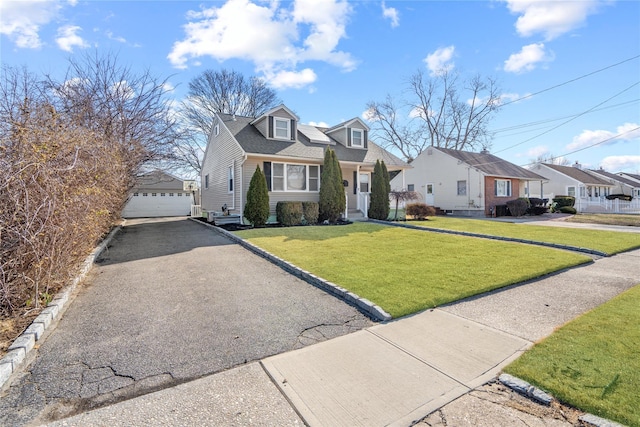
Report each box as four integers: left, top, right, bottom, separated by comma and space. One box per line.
576, 198, 640, 214
190, 205, 202, 217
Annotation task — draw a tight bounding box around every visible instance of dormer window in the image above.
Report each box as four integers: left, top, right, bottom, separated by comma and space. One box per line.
274, 117, 291, 139
351, 129, 363, 147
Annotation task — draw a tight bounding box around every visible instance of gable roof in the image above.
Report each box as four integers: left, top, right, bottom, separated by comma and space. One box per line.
326, 117, 370, 133
218, 113, 408, 169
250, 104, 299, 125
436, 147, 545, 180
619, 172, 640, 183
540, 163, 612, 186
590, 169, 640, 187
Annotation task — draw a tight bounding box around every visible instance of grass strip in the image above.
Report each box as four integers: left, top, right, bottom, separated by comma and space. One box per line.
236, 222, 590, 318
504, 284, 640, 427
411, 217, 640, 255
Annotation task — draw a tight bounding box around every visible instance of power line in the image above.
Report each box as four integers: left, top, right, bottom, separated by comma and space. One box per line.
494, 80, 640, 155
499, 55, 640, 108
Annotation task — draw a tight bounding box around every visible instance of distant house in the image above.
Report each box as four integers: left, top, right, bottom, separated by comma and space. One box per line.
200, 104, 410, 222
390, 147, 546, 216
122, 170, 195, 218
529, 162, 614, 200
588, 168, 640, 198
617, 172, 640, 198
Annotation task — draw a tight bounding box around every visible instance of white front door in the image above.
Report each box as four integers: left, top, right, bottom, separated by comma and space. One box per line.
425, 183, 434, 206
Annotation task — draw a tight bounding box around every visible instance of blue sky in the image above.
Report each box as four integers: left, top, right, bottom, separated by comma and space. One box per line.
2, 0, 639, 173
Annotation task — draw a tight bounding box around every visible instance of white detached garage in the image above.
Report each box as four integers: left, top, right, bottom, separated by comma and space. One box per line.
122, 171, 196, 218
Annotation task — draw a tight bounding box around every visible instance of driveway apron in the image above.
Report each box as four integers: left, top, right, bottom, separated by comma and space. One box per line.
0, 217, 373, 426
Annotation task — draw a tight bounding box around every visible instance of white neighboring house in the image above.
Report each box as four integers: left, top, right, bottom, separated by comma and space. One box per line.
122, 170, 196, 218
529, 162, 617, 212
588, 168, 640, 198
616, 172, 640, 198
390, 147, 546, 217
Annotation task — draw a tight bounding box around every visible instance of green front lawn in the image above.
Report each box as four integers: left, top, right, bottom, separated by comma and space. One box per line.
236, 222, 590, 318
411, 217, 640, 255
505, 284, 640, 427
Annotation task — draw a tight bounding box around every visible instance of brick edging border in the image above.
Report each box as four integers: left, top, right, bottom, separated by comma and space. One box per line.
0, 225, 122, 389
189, 218, 392, 322
369, 219, 609, 257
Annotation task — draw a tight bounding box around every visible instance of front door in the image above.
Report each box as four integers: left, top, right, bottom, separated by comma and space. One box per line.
425, 183, 434, 206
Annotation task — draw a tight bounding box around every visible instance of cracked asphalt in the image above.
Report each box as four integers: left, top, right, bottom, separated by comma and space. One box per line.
0, 217, 373, 426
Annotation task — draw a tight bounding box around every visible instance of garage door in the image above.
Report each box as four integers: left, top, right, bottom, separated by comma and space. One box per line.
122, 191, 193, 218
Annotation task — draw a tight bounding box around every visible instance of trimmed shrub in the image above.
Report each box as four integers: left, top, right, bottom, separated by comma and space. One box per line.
606, 194, 633, 201
244, 166, 270, 227
406, 203, 436, 220
369, 159, 390, 220
559, 206, 577, 214
553, 196, 576, 208
506, 198, 529, 217
302, 201, 319, 225
276, 201, 303, 226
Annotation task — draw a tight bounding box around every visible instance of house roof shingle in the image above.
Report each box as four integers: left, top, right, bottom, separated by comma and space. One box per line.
541, 163, 612, 186
436, 147, 546, 180
589, 169, 640, 187
219, 113, 409, 169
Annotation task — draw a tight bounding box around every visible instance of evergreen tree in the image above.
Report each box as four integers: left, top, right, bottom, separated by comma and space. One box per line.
319, 148, 345, 222
381, 160, 391, 219
244, 165, 270, 226
368, 160, 390, 220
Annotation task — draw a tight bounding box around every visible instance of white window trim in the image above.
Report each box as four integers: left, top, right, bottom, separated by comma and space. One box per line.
457, 180, 467, 196
228, 166, 234, 194
271, 162, 320, 192
205, 174, 209, 190
567, 186, 576, 198
274, 117, 291, 140
495, 179, 511, 197
214, 124, 220, 136
351, 128, 363, 147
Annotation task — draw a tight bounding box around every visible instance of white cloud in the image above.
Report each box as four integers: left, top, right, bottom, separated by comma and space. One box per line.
362, 107, 378, 122
0, 0, 61, 48
567, 123, 640, 151
424, 46, 455, 75
504, 43, 553, 73
600, 155, 640, 172
382, 2, 399, 28
265, 68, 317, 89
308, 121, 329, 127
56, 25, 89, 52
526, 145, 549, 158
503, 0, 604, 41
168, 0, 355, 89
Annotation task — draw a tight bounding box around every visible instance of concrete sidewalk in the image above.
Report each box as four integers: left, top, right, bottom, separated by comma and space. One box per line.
48, 247, 640, 427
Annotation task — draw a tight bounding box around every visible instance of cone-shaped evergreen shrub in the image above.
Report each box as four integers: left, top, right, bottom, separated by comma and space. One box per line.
369, 160, 390, 220
244, 165, 270, 226
319, 148, 345, 222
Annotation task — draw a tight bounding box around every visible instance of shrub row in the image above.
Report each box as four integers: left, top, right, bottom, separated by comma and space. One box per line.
276, 201, 319, 226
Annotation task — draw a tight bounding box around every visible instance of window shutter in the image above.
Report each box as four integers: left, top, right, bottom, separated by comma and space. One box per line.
347, 128, 352, 147
363, 130, 368, 149
268, 116, 273, 139
353, 171, 357, 194
264, 162, 272, 191
494, 180, 497, 196
290, 119, 296, 141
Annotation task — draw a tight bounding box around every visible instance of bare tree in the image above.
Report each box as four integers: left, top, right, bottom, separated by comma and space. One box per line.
367, 69, 501, 161
47, 51, 179, 183
533, 153, 571, 166
174, 69, 281, 176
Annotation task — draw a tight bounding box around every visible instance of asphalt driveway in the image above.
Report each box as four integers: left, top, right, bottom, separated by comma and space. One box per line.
0, 217, 373, 426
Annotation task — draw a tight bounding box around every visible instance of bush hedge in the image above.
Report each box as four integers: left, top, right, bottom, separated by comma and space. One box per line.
606, 194, 633, 201
506, 198, 529, 217
302, 202, 319, 225
559, 206, 577, 214
406, 203, 436, 220
276, 201, 303, 226
553, 196, 576, 208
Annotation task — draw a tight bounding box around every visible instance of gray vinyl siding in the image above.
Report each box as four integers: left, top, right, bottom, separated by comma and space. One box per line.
201, 117, 244, 214
244, 157, 321, 214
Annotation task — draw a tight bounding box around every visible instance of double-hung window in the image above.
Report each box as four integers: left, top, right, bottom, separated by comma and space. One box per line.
351, 129, 363, 147
274, 118, 290, 139
567, 186, 576, 197
495, 179, 511, 197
